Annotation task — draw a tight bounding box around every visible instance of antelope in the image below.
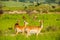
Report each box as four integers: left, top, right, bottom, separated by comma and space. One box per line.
14, 20, 28, 35
25, 20, 43, 37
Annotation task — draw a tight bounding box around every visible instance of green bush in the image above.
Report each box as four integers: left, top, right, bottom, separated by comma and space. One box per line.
55, 8, 60, 12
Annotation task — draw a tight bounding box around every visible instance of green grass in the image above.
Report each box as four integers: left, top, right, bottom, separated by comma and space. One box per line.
0, 13, 60, 40
0, 31, 60, 40
0, 13, 60, 30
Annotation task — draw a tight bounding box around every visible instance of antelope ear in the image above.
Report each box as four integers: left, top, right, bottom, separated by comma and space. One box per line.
24, 20, 25, 22
39, 20, 41, 22
25, 21, 29, 24
24, 20, 27, 23
24, 20, 29, 24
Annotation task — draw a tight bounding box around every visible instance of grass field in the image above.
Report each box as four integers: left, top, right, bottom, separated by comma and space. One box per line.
0, 13, 60, 40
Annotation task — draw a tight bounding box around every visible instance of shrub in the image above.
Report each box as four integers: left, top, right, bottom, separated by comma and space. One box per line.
55, 8, 60, 12
46, 26, 57, 32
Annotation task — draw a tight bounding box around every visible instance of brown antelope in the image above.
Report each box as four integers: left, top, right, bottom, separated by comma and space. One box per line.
14, 20, 28, 35
25, 20, 43, 37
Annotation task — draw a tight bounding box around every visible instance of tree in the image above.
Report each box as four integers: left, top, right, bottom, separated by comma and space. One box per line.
58, 1, 60, 5
9, 0, 12, 1
17, 0, 19, 2
0, 2, 3, 16
46, 0, 55, 3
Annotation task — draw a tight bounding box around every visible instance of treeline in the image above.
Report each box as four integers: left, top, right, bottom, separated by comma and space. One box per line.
0, 0, 60, 4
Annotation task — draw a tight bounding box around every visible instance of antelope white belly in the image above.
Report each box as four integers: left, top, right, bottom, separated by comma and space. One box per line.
29, 30, 38, 34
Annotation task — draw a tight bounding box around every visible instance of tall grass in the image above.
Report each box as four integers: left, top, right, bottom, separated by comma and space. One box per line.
0, 13, 60, 30
0, 31, 60, 40
0, 13, 60, 40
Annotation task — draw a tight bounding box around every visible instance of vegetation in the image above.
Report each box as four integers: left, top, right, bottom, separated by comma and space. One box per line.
0, 13, 60, 40
0, 0, 60, 4
0, 1, 60, 12
0, 0, 60, 40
